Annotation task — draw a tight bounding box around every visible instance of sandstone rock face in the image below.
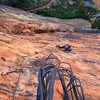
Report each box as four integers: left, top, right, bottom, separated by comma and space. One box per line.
0, 5, 100, 100
93, 0, 100, 9
93, 0, 100, 4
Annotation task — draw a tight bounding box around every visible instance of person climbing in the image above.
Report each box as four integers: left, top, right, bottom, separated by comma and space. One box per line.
56, 44, 72, 52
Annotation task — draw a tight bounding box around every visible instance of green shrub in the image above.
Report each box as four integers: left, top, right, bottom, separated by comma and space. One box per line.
17, 0, 50, 8
92, 18, 100, 29
36, 0, 98, 21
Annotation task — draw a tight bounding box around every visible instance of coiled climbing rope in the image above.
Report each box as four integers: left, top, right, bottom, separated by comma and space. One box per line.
37, 54, 85, 100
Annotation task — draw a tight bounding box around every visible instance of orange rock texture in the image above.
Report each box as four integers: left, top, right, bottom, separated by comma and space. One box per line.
93, 0, 100, 4
0, 4, 100, 100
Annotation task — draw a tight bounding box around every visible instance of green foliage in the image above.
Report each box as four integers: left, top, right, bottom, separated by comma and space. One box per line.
36, 0, 98, 20
17, 0, 36, 8
91, 18, 100, 29
17, 0, 50, 8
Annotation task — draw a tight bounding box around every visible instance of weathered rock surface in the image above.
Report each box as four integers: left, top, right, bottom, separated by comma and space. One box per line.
93, 0, 100, 4
93, 0, 100, 9
0, 5, 100, 100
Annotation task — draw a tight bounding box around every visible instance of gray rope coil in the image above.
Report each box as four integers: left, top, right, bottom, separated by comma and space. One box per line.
37, 54, 85, 100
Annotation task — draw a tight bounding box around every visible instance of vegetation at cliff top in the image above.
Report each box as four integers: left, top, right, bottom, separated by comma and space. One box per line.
36, 0, 100, 29
0, 0, 100, 29
92, 18, 100, 29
